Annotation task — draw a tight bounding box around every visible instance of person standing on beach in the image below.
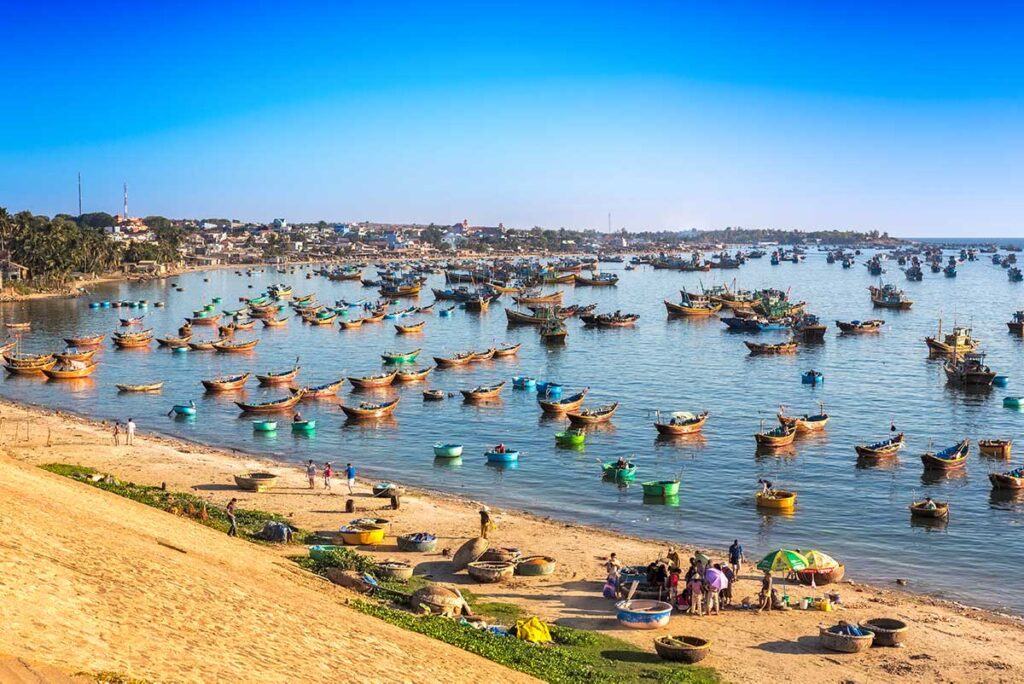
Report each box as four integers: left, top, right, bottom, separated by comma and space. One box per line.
126, 418, 136, 446
345, 463, 356, 494
323, 462, 333, 491
479, 506, 495, 539
226, 498, 238, 537
728, 539, 744, 576
306, 460, 316, 489
112, 421, 121, 446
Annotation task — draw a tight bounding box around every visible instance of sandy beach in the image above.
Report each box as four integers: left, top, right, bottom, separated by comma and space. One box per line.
2, 397, 1023, 683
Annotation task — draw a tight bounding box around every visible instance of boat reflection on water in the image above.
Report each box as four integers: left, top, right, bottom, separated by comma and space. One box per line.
755, 444, 797, 460
909, 515, 949, 532
433, 456, 463, 470
642, 494, 680, 508
989, 488, 1024, 511
485, 460, 519, 472
920, 468, 967, 486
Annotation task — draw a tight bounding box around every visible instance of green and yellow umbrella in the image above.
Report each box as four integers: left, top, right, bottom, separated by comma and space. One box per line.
803, 549, 839, 570
756, 549, 809, 573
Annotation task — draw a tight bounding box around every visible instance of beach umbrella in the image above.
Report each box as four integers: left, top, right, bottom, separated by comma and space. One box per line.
803, 549, 840, 570
756, 549, 809, 573
704, 567, 729, 590
694, 551, 711, 566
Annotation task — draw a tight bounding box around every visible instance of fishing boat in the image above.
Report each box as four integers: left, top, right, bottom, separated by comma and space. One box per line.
212, 338, 259, 353
505, 308, 557, 325
494, 342, 521, 357
423, 389, 446, 401
989, 469, 1024, 490
5, 352, 55, 368
55, 347, 98, 362
171, 403, 197, 416
262, 316, 289, 328
925, 322, 979, 356
379, 282, 421, 297
63, 333, 105, 347
745, 340, 799, 355
540, 318, 568, 343
754, 423, 797, 448
201, 372, 251, 392
291, 419, 317, 432
756, 490, 796, 510
434, 351, 475, 368
381, 348, 422, 364
5, 357, 56, 374
42, 360, 98, 379
513, 291, 563, 306
157, 334, 192, 347
233, 319, 256, 331
554, 429, 585, 447
348, 369, 398, 388
512, 376, 537, 390
868, 284, 913, 309
187, 339, 216, 351
470, 348, 495, 362
256, 365, 300, 386
433, 443, 463, 458
1007, 311, 1024, 335
801, 370, 824, 385
340, 396, 401, 419
581, 312, 640, 328
116, 382, 164, 392
641, 480, 680, 497
538, 389, 588, 414
835, 319, 884, 334
235, 391, 305, 413
395, 320, 425, 334
792, 314, 827, 342
187, 314, 221, 326
395, 366, 434, 382
909, 500, 949, 519
575, 272, 619, 286
921, 439, 970, 470
290, 378, 345, 397
653, 410, 709, 435
777, 404, 829, 432
305, 312, 338, 326
486, 448, 520, 464
6, 322, 31, 330
664, 298, 722, 316
944, 352, 997, 386
602, 461, 636, 480
338, 318, 365, 330
112, 330, 154, 348
252, 419, 278, 432
119, 316, 145, 327
854, 433, 905, 460
567, 402, 619, 425
461, 381, 506, 401
979, 439, 1012, 458
463, 296, 490, 312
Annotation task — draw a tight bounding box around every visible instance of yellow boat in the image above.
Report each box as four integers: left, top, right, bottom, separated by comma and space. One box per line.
755, 490, 796, 509
339, 524, 386, 545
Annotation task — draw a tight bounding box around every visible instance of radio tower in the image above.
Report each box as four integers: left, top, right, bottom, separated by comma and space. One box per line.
77, 173, 82, 216
123, 182, 129, 219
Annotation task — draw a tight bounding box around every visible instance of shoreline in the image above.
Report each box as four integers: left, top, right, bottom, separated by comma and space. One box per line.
3, 396, 1023, 682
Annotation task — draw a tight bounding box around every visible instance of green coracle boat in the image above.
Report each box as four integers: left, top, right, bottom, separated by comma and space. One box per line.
640, 480, 680, 497
252, 420, 278, 432
602, 462, 637, 481
433, 443, 464, 457
555, 430, 586, 446
291, 419, 317, 432
381, 348, 422, 364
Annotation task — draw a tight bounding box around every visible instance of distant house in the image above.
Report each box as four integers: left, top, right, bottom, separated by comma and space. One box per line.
2, 260, 29, 281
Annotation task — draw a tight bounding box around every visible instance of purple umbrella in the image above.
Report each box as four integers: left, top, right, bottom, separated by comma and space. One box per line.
704, 567, 729, 590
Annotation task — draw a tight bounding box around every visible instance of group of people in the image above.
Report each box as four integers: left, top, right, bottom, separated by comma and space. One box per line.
603, 540, 748, 617
111, 417, 137, 446
306, 460, 356, 493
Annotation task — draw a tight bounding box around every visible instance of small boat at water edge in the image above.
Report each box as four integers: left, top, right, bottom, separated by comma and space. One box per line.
395, 366, 434, 382
989, 469, 1024, 490
745, 340, 798, 355
340, 396, 400, 419
754, 423, 797, 448
567, 402, 618, 425
56, 347, 98, 362
602, 461, 636, 480
212, 338, 259, 353
433, 443, 463, 458
381, 348, 421, 364
434, 352, 475, 368
290, 378, 345, 397
494, 342, 521, 357
63, 333, 105, 347
641, 480, 679, 497
538, 389, 588, 414
202, 372, 251, 392
116, 382, 164, 392
395, 320, 425, 334
855, 432, 904, 461
257, 364, 300, 386
909, 500, 949, 519
554, 429, 585, 447
836, 319, 884, 334
756, 490, 796, 510
653, 410, 709, 435
42, 360, 98, 379
921, 439, 970, 470
235, 391, 305, 413
461, 381, 506, 401
979, 439, 1012, 458
348, 369, 398, 388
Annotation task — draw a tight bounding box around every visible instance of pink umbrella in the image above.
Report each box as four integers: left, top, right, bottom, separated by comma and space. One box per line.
704, 567, 729, 590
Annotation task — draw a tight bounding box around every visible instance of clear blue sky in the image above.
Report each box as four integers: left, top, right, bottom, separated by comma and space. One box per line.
2, 1, 1022, 236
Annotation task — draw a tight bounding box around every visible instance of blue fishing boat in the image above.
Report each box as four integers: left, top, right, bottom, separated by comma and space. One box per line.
802, 370, 824, 385
433, 443, 463, 457
485, 449, 519, 463
291, 419, 317, 432
171, 403, 196, 416
512, 376, 537, 390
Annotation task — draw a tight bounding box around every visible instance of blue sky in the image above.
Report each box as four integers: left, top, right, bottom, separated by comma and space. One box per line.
2, 1, 1022, 235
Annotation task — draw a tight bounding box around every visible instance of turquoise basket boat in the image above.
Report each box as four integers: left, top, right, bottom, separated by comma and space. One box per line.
512, 376, 537, 390
291, 419, 317, 432
309, 545, 345, 562
602, 462, 637, 480
1005, 397, 1024, 409
555, 430, 585, 446
641, 480, 680, 497
171, 404, 196, 416
486, 449, 520, 463
253, 420, 278, 432
433, 443, 464, 457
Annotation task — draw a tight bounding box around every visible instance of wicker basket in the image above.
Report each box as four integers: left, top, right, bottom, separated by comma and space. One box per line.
479, 546, 522, 563
467, 560, 516, 583
514, 555, 556, 576
819, 626, 874, 653
653, 636, 711, 664
234, 472, 278, 492
860, 618, 908, 647
376, 560, 413, 581
397, 533, 437, 553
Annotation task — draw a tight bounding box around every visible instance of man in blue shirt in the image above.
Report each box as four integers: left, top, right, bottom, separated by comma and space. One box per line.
345, 463, 356, 494
728, 540, 744, 576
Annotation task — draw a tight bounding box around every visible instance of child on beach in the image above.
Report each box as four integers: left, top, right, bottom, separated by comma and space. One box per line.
306, 460, 316, 489
112, 422, 121, 446
323, 462, 332, 491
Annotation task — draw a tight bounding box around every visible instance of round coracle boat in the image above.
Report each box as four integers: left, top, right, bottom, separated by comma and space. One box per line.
234, 472, 278, 492
372, 482, 406, 498
514, 555, 556, 576
653, 636, 711, 664
615, 600, 673, 629
308, 545, 345, 562
859, 618, 908, 647
756, 490, 796, 509
339, 524, 386, 546
819, 625, 874, 653
479, 546, 521, 564
397, 532, 437, 553
794, 564, 846, 586
467, 560, 516, 583
376, 560, 413, 581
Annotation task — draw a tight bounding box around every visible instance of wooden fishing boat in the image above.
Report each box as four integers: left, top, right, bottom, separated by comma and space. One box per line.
187, 314, 221, 326
540, 319, 568, 343
664, 299, 722, 316
157, 334, 192, 347
463, 296, 490, 312
305, 312, 338, 326
505, 308, 557, 325
868, 284, 913, 309
944, 352, 997, 386
855, 433, 905, 460
755, 490, 796, 509
212, 338, 259, 353
395, 366, 434, 382
256, 365, 300, 386
434, 351, 475, 367
187, 339, 217, 351
745, 340, 799, 355
836, 319, 884, 334
654, 410, 709, 435
234, 391, 305, 413
348, 369, 398, 388
925, 323, 979, 356
513, 291, 563, 306
5, 358, 56, 374
4, 352, 55, 368
380, 283, 421, 297
0, 341, 15, 357
395, 320, 425, 334
261, 316, 290, 327
112, 330, 154, 348
777, 404, 829, 432
423, 389, 446, 401
567, 402, 619, 425
5, 322, 31, 330
43, 360, 98, 379
290, 378, 345, 397
538, 389, 588, 414
470, 348, 495, 362
340, 396, 400, 419
201, 372, 251, 391
989, 470, 1024, 490
63, 333, 105, 347
640, 480, 679, 497
55, 347, 98, 362
909, 500, 949, 519
460, 381, 506, 401
542, 272, 576, 285
581, 313, 640, 328
381, 348, 421, 364
493, 342, 521, 357
115, 382, 164, 392
575, 272, 619, 286
921, 439, 970, 470
1007, 311, 1024, 335
233, 319, 256, 331
754, 424, 797, 448
979, 439, 1013, 458
338, 318, 364, 330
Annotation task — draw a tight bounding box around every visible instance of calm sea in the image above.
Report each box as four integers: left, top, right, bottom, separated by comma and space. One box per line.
4, 252, 1024, 613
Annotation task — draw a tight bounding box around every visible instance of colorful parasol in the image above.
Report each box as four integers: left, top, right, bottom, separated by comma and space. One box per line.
756, 549, 809, 573
704, 567, 729, 590
802, 549, 840, 570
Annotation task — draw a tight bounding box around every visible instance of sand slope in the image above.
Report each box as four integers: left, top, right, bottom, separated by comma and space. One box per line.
0, 454, 536, 684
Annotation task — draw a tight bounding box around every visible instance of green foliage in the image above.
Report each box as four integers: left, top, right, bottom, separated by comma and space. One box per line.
40, 463, 304, 542
294, 547, 378, 574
